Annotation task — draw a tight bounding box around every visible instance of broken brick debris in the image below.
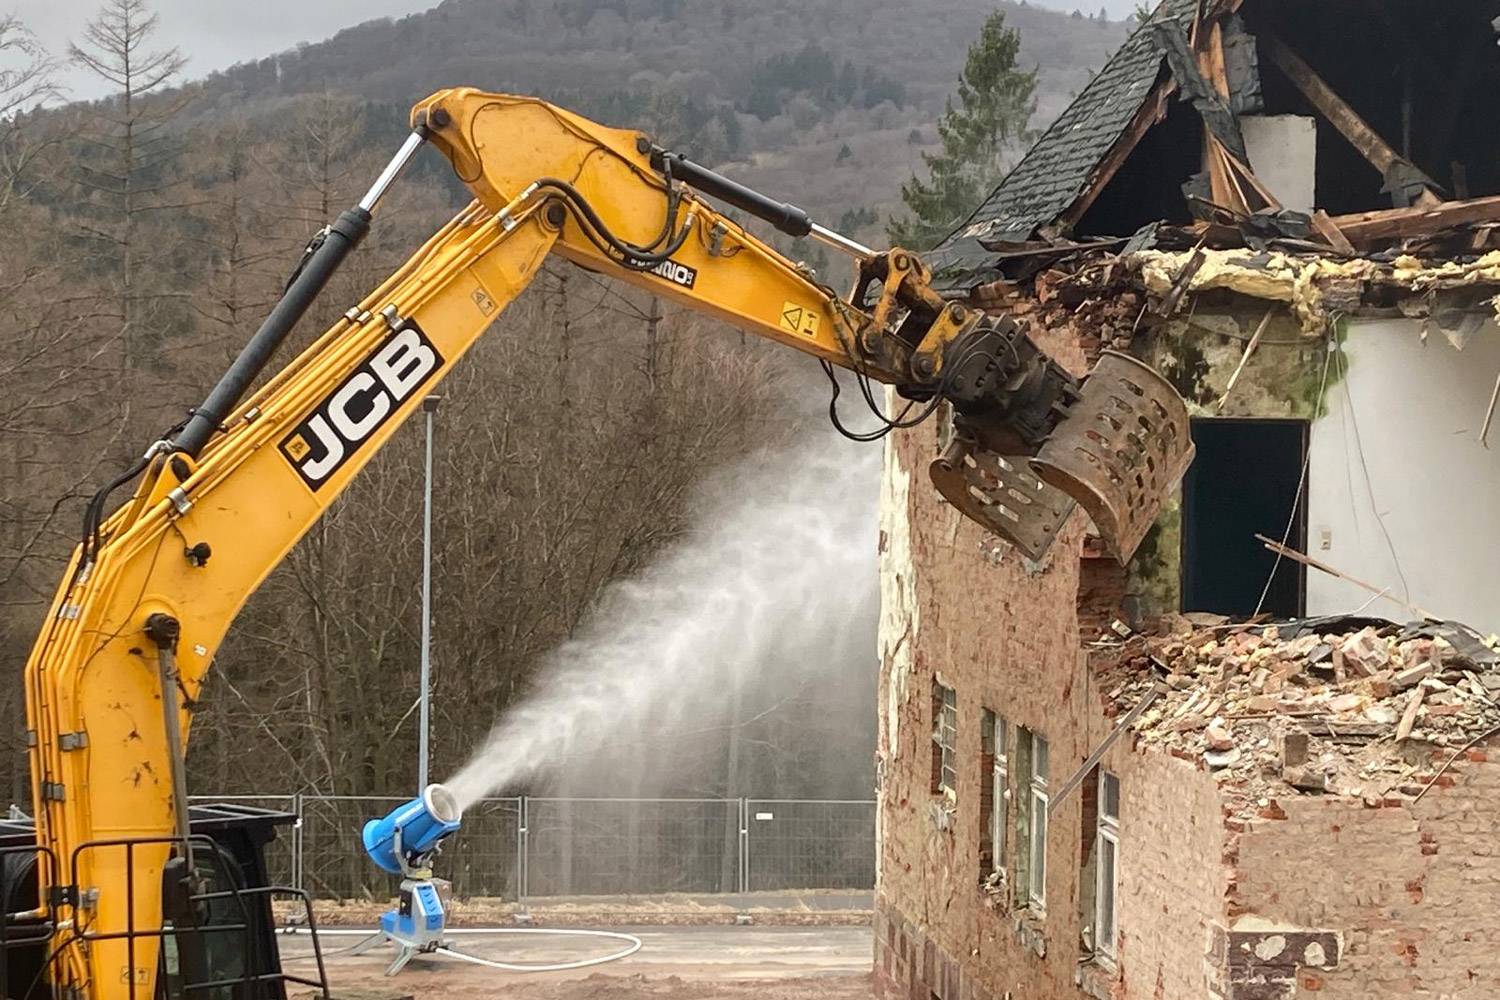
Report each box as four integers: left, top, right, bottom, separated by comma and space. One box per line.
1096, 619, 1500, 813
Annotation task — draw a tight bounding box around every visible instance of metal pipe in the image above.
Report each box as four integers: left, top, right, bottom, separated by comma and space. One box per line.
809, 223, 874, 259
154, 646, 194, 868
418, 395, 440, 789
359, 131, 428, 213
649, 148, 813, 237
1048, 681, 1166, 815
143, 614, 193, 868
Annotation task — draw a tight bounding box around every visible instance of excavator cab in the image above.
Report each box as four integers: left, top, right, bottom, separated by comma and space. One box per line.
0, 806, 320, 1000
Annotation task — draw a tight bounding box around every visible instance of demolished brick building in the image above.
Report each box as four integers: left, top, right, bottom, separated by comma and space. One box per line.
874, 2, 1500, 998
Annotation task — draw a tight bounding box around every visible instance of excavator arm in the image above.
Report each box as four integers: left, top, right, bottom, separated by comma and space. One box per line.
20, 89, 1191, 1000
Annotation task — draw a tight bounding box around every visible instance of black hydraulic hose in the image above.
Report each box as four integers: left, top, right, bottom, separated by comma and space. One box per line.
174, 207, 372, 457
530, 178, 691, 268
630, 154, 678, 254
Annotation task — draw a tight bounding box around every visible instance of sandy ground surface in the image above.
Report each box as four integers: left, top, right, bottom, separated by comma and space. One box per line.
280, 925, 874, 1000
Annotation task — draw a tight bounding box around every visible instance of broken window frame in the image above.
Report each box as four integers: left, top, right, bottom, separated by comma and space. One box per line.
1094, 770, 1121, 964
1015, 728, 1048, 913
932, 681, 957, 797
980, 710, 1009, 879
993, 716, 1009, 875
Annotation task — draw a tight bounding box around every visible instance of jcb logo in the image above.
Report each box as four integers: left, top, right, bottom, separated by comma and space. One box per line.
279, 321, 444, 489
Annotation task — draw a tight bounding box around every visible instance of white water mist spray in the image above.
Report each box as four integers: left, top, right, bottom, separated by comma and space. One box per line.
445, 435, 879, 809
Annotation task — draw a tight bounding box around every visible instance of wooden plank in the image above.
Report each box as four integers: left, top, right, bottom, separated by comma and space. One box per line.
1255, 534, 1439, 621
1260, 33, 1440, 208
1311, 209, 1357, 254
1452, 162, 1471, 201
1302, 720, 1384, 740
1222, 148, 1280, 211
1396, 688, 1424, 742
1479, 370, 1500, 449
1060, 77, 1178, 228
1203, 136, 1243, 213
1199, 21, 1229, 98
1216, 307, 1275, 413
1330, 194, 1500, 246
1194, 20, 1250, 212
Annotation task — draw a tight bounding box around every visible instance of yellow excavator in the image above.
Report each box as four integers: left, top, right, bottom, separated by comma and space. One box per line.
9, 89, 1193, 1000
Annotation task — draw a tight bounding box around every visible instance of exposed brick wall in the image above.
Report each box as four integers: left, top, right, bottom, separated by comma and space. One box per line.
874, 315, 1231, 1000
876, 317, 1094, 1000
1229, 750, 1500, 999
1114, 745, 1226, 1000
876, 278, 1500, 1000
1077, 543, 1129, 642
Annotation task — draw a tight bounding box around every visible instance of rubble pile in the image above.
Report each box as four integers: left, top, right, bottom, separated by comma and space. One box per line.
1101, 618, 1500, 806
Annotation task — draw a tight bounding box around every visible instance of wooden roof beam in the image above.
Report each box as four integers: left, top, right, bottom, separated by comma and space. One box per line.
1329, 194, 1500, 247
1260, 32, 1441, 208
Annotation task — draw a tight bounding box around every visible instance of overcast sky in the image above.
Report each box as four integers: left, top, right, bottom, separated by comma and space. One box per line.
14, 0, 1138, 103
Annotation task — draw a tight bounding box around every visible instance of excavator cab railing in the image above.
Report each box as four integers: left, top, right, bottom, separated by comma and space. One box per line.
0, 812, 326, 1000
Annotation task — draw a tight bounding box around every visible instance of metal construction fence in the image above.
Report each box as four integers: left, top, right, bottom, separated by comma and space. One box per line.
190, 795, 876, 903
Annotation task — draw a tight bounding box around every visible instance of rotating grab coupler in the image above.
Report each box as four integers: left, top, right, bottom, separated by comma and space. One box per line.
352, 784, 464, 975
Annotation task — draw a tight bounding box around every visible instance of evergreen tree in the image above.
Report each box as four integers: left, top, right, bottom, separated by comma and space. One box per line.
887, 10, 1036, 249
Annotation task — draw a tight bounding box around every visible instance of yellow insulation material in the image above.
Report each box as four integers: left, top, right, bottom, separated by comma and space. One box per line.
1130, 248, 1500, 334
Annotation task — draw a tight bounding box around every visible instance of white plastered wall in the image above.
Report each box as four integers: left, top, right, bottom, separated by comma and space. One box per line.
1307, 316, 1500, 632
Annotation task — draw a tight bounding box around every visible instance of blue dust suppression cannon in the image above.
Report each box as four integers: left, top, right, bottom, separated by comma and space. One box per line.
350, 783, 463, 975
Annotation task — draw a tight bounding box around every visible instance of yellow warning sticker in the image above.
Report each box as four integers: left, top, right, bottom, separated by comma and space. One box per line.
284, 434, 310, 461
779, 302, 820, 338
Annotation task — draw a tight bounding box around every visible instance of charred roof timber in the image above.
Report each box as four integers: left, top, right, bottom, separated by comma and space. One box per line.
927, 0, 1500, 292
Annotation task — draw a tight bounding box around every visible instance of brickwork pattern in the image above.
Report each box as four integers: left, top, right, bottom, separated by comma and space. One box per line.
1231, 750, 1500, 999
874, 317, 1229, 1000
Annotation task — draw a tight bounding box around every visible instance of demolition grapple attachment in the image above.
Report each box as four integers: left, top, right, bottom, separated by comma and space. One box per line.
924, 318, 1193, 563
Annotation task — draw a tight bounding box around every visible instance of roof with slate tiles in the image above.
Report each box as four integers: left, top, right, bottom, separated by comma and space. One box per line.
927, 0, 1200, 288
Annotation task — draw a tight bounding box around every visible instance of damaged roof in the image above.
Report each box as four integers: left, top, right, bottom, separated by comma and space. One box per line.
929, 0, 1500, 291
927, 0, 1198, 285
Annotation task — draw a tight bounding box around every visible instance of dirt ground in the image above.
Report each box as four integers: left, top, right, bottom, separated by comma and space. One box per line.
281, 925, 875, 1000
312, 972, 874, 1000
296, 891, 872, 928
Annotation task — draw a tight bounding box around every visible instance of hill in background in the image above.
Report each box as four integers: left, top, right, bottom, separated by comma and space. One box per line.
191, 0, 1126, 242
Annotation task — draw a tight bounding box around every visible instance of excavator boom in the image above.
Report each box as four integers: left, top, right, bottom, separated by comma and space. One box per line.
17, 89, 1192, 1000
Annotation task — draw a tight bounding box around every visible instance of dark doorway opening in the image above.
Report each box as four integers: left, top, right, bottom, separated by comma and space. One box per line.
1180, 418, 1307, 619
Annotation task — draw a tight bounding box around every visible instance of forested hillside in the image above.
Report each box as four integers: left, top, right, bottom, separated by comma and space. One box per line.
0, 0, 1128, 805
193, 0, 1125, 247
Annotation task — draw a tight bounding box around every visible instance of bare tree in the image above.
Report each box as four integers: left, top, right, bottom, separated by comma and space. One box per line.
0, 16, 59, 213
70, 0, 187, 373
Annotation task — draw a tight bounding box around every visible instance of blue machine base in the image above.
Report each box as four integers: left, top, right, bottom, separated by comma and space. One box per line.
352, 877, 450, 976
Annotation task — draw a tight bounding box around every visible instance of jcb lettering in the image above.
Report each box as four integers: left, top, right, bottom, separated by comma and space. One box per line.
371, 328, 438, 399
280, 321, 445, 489
329, 372, 391, 441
